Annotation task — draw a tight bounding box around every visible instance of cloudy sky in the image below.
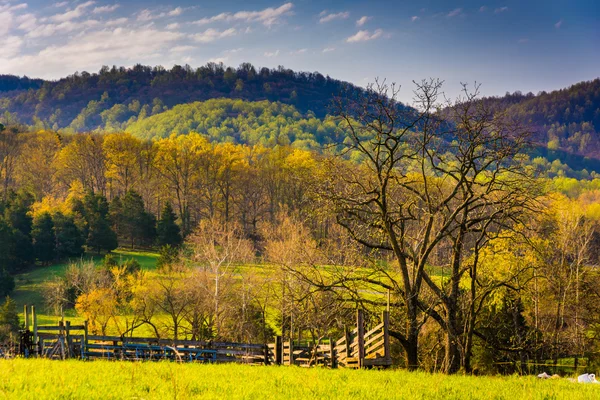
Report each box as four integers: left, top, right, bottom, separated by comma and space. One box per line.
0, 0, 598, 102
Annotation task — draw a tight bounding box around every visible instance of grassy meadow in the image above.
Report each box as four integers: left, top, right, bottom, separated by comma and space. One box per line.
0, 359, 598, 400
11, 250, 159, 326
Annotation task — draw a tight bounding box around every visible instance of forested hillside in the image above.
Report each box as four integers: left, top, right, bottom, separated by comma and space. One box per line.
478, 79, 600, 157
0, 63, 354, 132
124, 99, 342, 147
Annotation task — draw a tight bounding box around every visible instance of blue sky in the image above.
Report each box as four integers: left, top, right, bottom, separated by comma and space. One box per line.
0, 0, 598, 102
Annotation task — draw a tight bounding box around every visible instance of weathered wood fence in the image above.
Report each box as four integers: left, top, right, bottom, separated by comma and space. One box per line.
12, 306, 391, 369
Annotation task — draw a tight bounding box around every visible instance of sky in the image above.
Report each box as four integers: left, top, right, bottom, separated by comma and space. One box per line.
0, 0, 598, 103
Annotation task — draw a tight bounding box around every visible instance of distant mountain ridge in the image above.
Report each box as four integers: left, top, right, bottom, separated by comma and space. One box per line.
0, 63, 358, 132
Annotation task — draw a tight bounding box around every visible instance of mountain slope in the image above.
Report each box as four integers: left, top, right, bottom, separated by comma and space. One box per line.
0, 63, 356, 131
476, 79, 600, 157
124, 98, 342, 148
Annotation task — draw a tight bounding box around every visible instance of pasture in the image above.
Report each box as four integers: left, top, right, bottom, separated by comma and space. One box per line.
0, 359, 597, 399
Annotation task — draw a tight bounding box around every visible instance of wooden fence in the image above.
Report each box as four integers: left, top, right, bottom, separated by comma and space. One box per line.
11, 305, 391, 369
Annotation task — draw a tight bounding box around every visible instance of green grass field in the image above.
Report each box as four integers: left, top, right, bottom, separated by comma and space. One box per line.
0, 359, 598, 399
11, 250, 159, 326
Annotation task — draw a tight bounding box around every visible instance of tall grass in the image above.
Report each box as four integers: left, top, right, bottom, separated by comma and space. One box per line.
0, 359, 598, 399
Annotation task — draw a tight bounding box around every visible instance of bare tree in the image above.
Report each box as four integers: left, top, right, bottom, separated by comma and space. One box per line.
315, 79, 537, 372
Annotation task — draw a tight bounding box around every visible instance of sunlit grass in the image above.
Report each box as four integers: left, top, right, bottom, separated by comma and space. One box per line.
0, 359, 598, 399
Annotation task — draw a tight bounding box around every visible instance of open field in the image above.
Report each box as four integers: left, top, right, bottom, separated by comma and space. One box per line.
11, 250, 159, 327
0, 359, 598, 400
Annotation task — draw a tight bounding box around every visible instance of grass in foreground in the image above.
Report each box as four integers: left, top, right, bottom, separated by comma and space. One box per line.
0, 359, 598, 400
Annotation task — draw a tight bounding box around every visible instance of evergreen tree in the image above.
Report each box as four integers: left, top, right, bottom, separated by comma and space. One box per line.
0, 219, 16, 273
2, 191, 34, 269
121, 190, 156, 248
32, 212, 56, 265
82, 192, 118, 253
53, 212, 84, 259
156, 202, 182, 247
0, 297, 19, 341
0, 270, 14, 297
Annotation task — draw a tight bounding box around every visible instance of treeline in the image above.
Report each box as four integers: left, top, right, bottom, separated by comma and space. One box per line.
0, 62, 356, 131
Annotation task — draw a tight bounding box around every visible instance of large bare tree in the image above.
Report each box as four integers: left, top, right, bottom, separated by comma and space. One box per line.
315, 79, 538, 372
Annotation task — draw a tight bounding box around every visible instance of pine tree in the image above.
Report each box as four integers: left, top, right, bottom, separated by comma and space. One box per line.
121, 190, 156, 248
32, 212, 56, 265
0, 297, 19, 340
82, 192, 118, 253
53, 212, 84, 258
156, 202, 182, 247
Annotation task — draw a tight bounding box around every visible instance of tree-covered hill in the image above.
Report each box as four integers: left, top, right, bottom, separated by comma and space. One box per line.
124, 98, 342, 148
0, 63, 357, 132
476, 78, 600, 157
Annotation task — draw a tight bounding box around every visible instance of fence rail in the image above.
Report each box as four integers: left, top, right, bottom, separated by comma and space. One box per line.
8, 305, 391, 369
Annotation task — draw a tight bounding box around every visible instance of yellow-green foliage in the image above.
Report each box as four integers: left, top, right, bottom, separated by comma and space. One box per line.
0, 359, 598, 399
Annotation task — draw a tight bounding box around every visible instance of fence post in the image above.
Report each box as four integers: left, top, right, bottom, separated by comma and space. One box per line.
289, 340, 294, 366
344, 326, 351, 361
32, 305, 37, 357
83, 320, 89, 360
65, 320, 72, 358
23, 304, 29, 331
264, 344, 270, 365
357, 309, 365, 369
382, 310, 390, 363
275, 336, 282, 365
329, 337, 336, 368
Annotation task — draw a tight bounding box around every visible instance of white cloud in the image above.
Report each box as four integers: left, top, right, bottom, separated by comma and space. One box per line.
356, 16, 370, 26
0, 27, 184, 78
166, 22, 180, 30
49, 1, 95, 23
26, 19, 101, 38
264, 49, 279, 57
346, 29, 383, 43
16, 13, 38, 31
168, 7, 182, 17
137, 7, 183, 21
194, 3, 293, 27
555, 19, 563, 28
105, 17, 128, 26
322, 47, 335, 53
289, 48, 307, 55
0, 11, 13, 35
53, 2, 69, 7
0, 3, 29, 35
494, 7, 508, 14
93, 4, 119, 14
0, 36, 23, 58
170, 45, 196, 53
479, 6, 487, 12
447, 8, 462, 17
191, 28, 237, 43
411, 16, 419, 22
319, 11, 349, 23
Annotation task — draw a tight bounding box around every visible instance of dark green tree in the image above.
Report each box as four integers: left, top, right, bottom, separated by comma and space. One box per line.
0, 270, 14, 297
32, 212, 56, 265
0, 296, 19, 341
156, 202, 182, 247
121, 190, 156, 248
53, 212, 84, 259
81, 191, 118, 253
